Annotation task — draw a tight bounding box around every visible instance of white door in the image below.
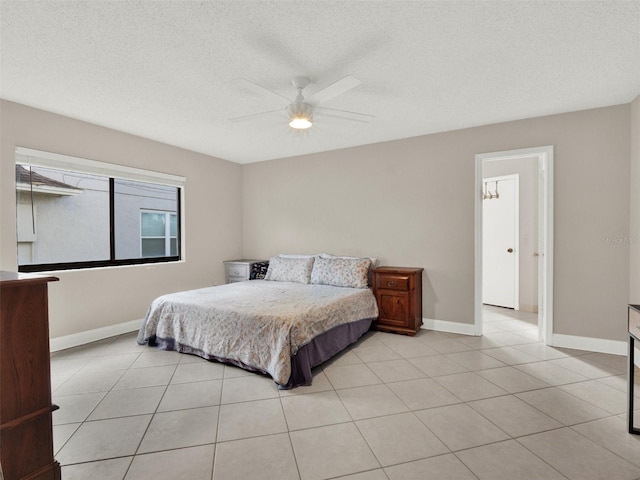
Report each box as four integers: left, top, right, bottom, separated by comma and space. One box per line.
483, 175, 518, 309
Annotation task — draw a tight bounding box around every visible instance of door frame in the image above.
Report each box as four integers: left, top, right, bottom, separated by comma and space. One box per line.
482, 173, 520, 310
474, 146, 554, 343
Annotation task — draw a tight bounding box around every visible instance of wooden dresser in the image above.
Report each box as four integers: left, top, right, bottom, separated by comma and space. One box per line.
0, 271, 61, 480
371, 267, 423, 336
628, 304, 640, 435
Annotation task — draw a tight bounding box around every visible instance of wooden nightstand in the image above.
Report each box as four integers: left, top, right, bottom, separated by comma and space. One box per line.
372, 266, 423, 336
224, 259, 266, 283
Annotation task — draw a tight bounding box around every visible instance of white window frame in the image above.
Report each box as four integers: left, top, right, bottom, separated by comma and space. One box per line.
140, 210, 177, 258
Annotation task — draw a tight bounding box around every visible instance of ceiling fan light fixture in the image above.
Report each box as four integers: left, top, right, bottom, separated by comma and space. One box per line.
288, 102, 313, 129
289, 116, 313, 129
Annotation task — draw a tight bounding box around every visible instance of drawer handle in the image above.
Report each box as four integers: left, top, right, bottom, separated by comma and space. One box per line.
387, 281, 397, 287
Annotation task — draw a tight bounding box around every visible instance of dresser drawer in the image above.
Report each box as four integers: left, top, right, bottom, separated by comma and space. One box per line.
375, 274, 409, 291
630, 306, 640, 339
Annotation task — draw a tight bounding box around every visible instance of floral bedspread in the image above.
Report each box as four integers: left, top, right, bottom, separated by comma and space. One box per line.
137, 280, 378, 385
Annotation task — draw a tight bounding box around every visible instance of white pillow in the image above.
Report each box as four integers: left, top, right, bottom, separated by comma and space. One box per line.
264, 256, 315, 284
310, 256, 371, 288
319, 253, 379, 268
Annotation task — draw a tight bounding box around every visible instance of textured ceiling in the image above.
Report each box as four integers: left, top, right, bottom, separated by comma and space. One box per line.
1, 1, 639, 164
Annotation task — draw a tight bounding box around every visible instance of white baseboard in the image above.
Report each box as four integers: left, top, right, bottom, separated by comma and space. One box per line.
550, 333, 628, 356
547, 333, 640, 368
426, 320, 640, 367
422, 318, 476, 336
50, 319, 142, 352
51, 318, 640, 369
518, 304, 539, 314
552, 333, 640, 366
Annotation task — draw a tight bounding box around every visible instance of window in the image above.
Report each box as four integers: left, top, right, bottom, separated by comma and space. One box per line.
15, 147, 184, 272
141, 211, 178, 257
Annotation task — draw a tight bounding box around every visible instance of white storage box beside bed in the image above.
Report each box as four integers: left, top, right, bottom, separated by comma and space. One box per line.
138, 254, 379, 389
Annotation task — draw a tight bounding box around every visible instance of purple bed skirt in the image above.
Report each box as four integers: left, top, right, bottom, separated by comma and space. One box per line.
144, 317, 374, 389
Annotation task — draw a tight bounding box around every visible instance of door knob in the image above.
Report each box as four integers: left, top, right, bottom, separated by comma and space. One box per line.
507, 248, 513, 253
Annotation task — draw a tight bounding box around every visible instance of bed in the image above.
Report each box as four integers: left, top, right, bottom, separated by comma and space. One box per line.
137, 255, 379, 388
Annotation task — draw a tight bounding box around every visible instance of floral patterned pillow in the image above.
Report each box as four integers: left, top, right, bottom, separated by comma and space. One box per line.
310, 256, 372, 288
249, 261, 270, 280
264, 256, 315, 284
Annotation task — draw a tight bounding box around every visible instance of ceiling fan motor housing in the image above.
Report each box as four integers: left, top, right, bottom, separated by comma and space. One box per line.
288, 102, 313, 128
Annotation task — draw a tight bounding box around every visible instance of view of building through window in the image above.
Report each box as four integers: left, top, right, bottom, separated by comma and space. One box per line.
140, 210, 178, 257
16, 163, 180, 270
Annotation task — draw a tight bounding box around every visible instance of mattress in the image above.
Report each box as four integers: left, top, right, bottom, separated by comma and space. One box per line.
137, 280, 378, 387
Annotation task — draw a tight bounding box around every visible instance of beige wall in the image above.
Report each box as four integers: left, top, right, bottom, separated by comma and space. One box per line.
243, 105, 631, 341
1, 99, 633, 344
0, 100, 243, 338
482, 156, 538, 312
631, 94, 640, 304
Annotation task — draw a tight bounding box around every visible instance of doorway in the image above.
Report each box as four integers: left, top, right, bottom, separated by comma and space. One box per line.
483, 174, 519, 310
474, 146, 554, 344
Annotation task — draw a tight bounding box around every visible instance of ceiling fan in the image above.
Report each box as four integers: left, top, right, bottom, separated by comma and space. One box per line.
229, 75, 374, 129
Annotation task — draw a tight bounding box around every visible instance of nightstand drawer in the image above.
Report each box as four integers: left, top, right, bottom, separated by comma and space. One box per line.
226, 264, 249, 278
375, 274, 409, 291
227, 275, 247, 283
630, 306, 640, 339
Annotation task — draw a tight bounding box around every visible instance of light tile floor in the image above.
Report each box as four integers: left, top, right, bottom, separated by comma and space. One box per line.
51, 306, 640, 479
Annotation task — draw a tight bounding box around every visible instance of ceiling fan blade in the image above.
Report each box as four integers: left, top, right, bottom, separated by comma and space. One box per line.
233, 78, 291, 104
307, 75, 362, 105
228, 108, 285, 123
315, 106, 374, 123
